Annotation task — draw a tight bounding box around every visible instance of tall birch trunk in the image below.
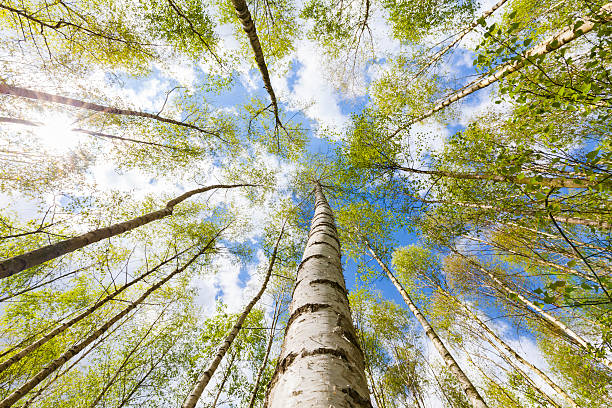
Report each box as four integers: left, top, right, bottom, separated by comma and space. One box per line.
0, 84, 219, 137
182, 221, 286, 408
394, 165, 606, 191
229, 0, 280, 125
247, 296, 282, 408
0, 116, 180, 151
86, 304, 168, 408
266, 182, 371, 408
406, 3, 612, 124
463, 235, 599, 283
210, 353, 237, 408
0, 237, 217, 408
0, 184, 252, 278
364, 242, 489, 408
458, 252, 612, 370
115, 344, 173, 408
409, 0, 505, 79
411, 192, 611, 231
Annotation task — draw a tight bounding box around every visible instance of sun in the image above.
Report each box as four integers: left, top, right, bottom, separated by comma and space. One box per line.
34, 114, 81, 153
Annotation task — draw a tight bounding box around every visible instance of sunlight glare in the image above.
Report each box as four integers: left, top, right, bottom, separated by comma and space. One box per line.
35, 114, 81, 153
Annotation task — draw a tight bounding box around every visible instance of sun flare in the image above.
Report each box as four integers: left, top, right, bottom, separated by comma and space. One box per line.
34, 114, 81, 153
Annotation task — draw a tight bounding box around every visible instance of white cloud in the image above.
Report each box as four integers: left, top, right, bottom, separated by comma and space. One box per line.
279, 40, 349, 137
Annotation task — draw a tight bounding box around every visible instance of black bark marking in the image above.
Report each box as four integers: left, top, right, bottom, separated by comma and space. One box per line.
267, 346, 353, 397
334, 314, 364, 359
310, 279, 347, 295
311, 212, 335, 224
303, 347, 349, 362
297, 254, 328, 273
291, 264, 343, 298
310, 241, 340, 256
312, 221, 337, 232
309, 230, 341, 249
285, 303, 331, 332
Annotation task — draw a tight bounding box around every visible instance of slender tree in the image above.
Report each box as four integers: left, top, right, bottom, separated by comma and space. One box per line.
229, 0, 281, 126
404, 2, 612, 125
454, 251, 612, 370
363, 241, 489, 408
0, 84, 224, 136
0, 244, 195, 374
247, 294, 282, 408
182, 219, 286, 407
0, 183, 253, 278
0, 233, 219, 408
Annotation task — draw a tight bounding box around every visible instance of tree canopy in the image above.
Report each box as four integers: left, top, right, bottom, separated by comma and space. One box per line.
0, 0, 611, 406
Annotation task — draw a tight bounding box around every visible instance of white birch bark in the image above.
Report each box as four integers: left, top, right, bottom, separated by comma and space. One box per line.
364, 242, 489, 408
460, 253, 612, 370
0, 237, 218, 408
266, 182, 371, 407
449, 295, 580, 408
408, 3, 612, 124
182, 221, 286, 408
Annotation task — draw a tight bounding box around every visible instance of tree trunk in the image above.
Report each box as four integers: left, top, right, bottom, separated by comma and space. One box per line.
210, 352, 237, 408
407, 2, 612, 124
0, 84, 218, 137
395, 165, 604, 191
182, 221, 286, 408
413, 194, 611, 231
0, 263, 95, 303
458, 252, 612, 370
0, 237, 217, 408
0, 246, 193, 374
449, 295, 579, 408
86, 305, 168, 408
247, 296, 282, 408
265, 181, 371, 407
20, 310, 134, 408
410, 0, 509, 81
115, 344, 173, 408
229, 0, 280, 125
0, 183, 252, 278
364, 242, 489, 408
463, 234, 598, 283
0, 116, 181, 151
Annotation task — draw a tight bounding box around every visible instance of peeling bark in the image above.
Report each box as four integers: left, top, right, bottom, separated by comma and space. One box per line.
266, 181, 371, 408
0, 183, 253, 278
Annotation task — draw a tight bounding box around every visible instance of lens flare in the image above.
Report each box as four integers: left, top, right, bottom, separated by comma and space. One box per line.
35, 114, 80, 153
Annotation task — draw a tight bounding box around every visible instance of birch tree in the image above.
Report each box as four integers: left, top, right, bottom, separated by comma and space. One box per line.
266, 181, 371, 407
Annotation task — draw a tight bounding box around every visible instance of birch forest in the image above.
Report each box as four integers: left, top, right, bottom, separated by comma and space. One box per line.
0, 0, 611, 406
